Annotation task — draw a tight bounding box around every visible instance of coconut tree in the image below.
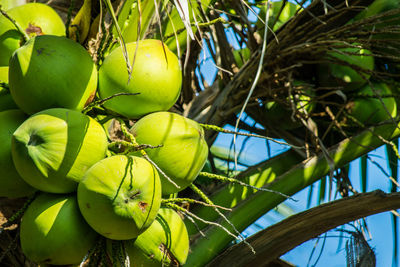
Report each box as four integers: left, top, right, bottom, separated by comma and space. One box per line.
1, 0, 400, 266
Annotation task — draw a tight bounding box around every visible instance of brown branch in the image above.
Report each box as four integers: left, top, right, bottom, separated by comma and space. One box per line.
207, 190, 400, 266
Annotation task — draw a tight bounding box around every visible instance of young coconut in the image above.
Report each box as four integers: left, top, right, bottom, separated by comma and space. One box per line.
256, 0, 300, 33
0, 3, 65, 66
11, 108, 108, 193
77, 155, 162, 240
131, 111, 209, 195
317, 43, 374, 91
264, 82, 315, 130
345, 83, 397, 125
8, 35, 97, 114
123, 207, 189, 267
0, 109, 35, 198
98, 39, 182, 119
20, 193, 98, 265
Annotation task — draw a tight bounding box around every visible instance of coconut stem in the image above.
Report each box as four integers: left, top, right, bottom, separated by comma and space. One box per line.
162, 198, 232, 211
0, 192, 37, 234
0, 8, 30, 44
163, 17, 227, 40
0, 232, 19, 263
163, 202, 240, 242
111, 240, 127, 266
108, 140, 162, 154
189, 184, 255, 254
65, 0, 76, 38
83, 92, 140, 114
96, 0, 109, 65
108, 140, 136, 153
83, 237, 109, 267
116, 118, 180, 189
102, 0, 132, 79
198, 172, 296, 201
200, 123, 303, 148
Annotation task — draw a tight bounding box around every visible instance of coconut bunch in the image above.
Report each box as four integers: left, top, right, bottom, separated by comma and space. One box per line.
311, 1, 400, 134
0, 2, 209, 266
1, 0, 400, 265
218, 0, 400, 156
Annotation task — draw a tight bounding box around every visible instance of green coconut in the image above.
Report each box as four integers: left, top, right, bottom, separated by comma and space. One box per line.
20, 193, 98, 265
257, 1, 300, 33
233, 47, 251, 68
353, 0, 400, 21
77, 155, 162, 240
349, 0, 400, 59
98, 39, 182, 119
11, 108, 108, 193
0, 3, 65, 66
131, 111, 209, 195
345, 83, 397, 125
264, 83, 315, 130
0, 66, 18, 111
9, 35, 97, 114
317, 44, 374, 90
0, 109, 35, 198
124, 207, 189, 266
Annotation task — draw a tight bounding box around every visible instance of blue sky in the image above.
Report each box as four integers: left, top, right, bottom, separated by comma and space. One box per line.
281, 149, 396, 267
213, 129, 397, 266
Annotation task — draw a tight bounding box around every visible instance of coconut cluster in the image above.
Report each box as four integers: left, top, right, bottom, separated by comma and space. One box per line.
0, 2, 208, 266
247, 0, 399, 133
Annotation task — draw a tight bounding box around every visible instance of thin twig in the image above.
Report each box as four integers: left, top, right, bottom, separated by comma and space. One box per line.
162, 198, 232, 211
0, 8, 29, 42
190, 184, 256, 254
116, 119, 180, 189
201, 123, 304, 149
198, 172, 297, 201
233, 0, 270, 170
164, 202, 242, 243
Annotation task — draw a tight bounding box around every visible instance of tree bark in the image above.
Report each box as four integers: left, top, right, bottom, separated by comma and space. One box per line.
208, 190, 400, 266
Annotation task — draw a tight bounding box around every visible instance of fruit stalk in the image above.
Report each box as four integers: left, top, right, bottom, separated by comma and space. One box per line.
0, 7, 29, 42
0, 192, 37, 233
117, 118, 181, 190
